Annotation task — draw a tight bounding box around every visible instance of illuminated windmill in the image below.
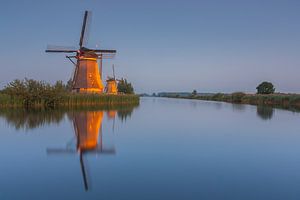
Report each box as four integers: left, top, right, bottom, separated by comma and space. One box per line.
46, 11, 116, 93
105, 64, 118, 94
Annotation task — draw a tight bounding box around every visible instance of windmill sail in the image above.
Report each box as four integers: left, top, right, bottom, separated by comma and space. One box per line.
79, 11, 92, 48
46, 45, 77, 53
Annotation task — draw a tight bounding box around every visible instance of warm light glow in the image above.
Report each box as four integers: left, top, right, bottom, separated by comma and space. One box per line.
105, 80, 118, 94
73, 57, 104, 93
107, 110, 117, 119
74, 111, 104, 150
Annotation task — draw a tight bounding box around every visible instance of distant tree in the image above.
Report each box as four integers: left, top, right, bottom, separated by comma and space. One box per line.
256, 82, 275, 94
152, 93, 156, 97
192, 90, 197, 96
117, 78, 134, 94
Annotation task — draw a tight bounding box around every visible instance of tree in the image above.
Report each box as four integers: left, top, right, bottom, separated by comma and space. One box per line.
117, 78, 134, 94
256, 82, 275, 94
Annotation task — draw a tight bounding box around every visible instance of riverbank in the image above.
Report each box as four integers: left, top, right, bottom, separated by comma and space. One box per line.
160, 92, 300, 110
0, 93, 140, 109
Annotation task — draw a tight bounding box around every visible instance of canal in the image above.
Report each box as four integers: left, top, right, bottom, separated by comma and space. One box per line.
0, 97, 300, 200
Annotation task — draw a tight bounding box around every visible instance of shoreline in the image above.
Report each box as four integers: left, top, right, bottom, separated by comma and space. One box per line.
158, 93, 300, 111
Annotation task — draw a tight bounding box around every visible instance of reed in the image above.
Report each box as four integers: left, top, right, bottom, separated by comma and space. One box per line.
0, 93, 139, 109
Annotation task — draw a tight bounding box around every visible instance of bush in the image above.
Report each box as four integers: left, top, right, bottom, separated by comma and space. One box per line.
212, 93, 225, 101
256, 81, 275, 94
2, 78, 69, 107
231, 92, 246, 103
117, 78, 134, 94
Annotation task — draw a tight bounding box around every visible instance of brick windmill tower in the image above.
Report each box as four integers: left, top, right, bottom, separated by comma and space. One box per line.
46, 11, 116, 93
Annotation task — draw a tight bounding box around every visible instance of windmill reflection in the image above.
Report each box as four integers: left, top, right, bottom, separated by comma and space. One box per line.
0, 104, 139, 190
47, 111, 115, 191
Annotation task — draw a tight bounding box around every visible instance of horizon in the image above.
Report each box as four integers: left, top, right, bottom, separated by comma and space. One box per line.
1, 0, 300, 93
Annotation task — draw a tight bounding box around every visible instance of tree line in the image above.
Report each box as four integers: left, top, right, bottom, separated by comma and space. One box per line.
192, 81, 276, 95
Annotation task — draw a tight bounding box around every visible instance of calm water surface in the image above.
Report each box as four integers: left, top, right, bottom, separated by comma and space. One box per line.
1, 97, 300, 200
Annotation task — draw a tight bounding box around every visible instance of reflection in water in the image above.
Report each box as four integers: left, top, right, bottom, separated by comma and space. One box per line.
117, 107, 135, 122
0, 109, 64, 130
107, 110, 117, 120
47, 111, 116, 191
107, 110, 117, 132
0, 105, 138, 191
3, 99, 300, 199
0, 104, 138, 130
232, 103, 246, 112
257, 106, 274, 120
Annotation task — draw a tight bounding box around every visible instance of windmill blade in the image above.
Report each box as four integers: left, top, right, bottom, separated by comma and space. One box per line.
96, 54, 115, 59
95, 147, 116, 154
79, 11, 92, 48
46, 148, 77, 154
91, 49, 117, 53
46, 45, 77, 53
112, 64, 116, 80
80, 153, 89, 191
46, 50, 77, 53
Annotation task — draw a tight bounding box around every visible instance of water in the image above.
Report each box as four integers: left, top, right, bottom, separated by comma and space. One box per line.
0, 97, 300, 200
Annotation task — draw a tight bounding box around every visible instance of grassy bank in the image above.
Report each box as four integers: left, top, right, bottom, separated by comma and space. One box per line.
161, 92, 300, 110
0, 93, 140, 109
0, 79, 139, 109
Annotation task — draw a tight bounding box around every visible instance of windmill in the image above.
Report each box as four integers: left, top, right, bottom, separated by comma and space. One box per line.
46, 11, 116, 93
105, 64, 118, 94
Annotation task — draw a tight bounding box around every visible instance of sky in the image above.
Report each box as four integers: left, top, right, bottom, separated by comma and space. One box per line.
0, 0, 300, 93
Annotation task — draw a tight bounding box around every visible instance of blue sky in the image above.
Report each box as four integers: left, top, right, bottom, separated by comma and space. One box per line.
0, 0, 300, 93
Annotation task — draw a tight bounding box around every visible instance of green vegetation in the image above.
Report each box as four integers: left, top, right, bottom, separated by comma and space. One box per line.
162, 93, 300, 110
256, 81, 275, 94
117, 78, 134, 94
231, 92, 246, 103
0, 79, 139, 109
157, 81, 300, 111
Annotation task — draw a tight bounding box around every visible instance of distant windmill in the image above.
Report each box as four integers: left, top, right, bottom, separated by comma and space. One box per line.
45, 11, 116, 93
105, 64, 118, 94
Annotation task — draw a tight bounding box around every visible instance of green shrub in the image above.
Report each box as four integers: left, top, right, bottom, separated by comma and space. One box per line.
117, 78, 134, 94
212, 93, 225, 101
231, 92, 246, 103
256, 82, 275, 94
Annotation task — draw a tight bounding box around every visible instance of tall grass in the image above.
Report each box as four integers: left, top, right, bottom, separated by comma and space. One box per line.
0, 79, 139, 109
0, 93, 139, 109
